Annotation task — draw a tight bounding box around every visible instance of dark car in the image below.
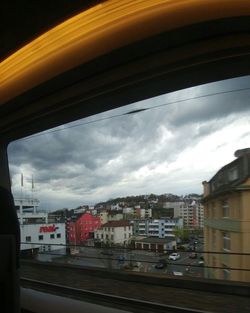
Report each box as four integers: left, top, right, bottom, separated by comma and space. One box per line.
155, 259, 167, 269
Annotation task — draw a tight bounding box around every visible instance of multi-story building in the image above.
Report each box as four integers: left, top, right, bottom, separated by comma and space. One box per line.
180, 201, 204, 229
162, 201, 184, 217
94, 220, 132, 245
15, 198, 66, 254
132, 218, 183, 239
68, 212, 101, 245
202, 148, 250, 282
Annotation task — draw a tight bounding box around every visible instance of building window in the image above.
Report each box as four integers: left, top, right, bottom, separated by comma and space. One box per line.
212, 230, 216, 251
228, 167, 238, 182
38, 235, 43, 241
111, 234, 114, 241
56, 233, 61, 238
50, 234, 55, 239
223, 264, 230, 280
223, 232, 230, 251
25, 236, 31, 242
222, 200, 229, 218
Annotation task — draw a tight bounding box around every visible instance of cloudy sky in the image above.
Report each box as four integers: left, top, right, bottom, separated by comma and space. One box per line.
8, 76, 250, 210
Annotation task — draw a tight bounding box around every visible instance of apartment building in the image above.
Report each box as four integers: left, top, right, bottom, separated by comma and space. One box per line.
132, 218, 183, 239
202, 148, 250, 282
180, 201, 204, 229
94, 220, 132, 245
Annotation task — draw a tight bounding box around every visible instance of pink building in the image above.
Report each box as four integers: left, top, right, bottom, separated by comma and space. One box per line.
68, 212, 101, 244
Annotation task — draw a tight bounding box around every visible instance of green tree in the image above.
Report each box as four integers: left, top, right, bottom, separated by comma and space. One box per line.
173, 226, 190, 242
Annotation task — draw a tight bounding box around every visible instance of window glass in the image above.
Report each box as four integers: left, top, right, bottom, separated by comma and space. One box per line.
25, 236, 31, 242
223, 232, 231, 251
228, 167, 239, 181
7, 75, 250, 288
222, 200, 229, 218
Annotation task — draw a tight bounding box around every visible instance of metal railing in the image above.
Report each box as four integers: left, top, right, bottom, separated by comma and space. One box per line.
20, 242, 250, 275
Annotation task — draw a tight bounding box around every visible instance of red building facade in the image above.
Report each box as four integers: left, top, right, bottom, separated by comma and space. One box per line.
68, 212, 101, 244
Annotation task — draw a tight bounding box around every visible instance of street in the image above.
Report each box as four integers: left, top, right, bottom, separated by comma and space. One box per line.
35, 242, 204, 278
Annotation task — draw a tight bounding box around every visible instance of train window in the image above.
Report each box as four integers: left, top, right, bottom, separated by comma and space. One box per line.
7, 75, 250, 311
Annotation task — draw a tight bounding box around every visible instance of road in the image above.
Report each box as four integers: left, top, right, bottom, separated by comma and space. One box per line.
35, 243, 204, 278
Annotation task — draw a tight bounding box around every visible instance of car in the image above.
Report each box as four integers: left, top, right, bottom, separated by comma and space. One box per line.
168, 253, 181, 261
173, 271, 183, 276
155, 259, 167, 269
189, 252, 197, 259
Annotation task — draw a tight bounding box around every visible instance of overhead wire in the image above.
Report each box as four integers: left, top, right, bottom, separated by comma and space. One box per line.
19, 85, 250, 141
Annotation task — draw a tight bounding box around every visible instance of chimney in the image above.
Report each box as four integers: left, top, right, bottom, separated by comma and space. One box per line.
202, 181, 210, 197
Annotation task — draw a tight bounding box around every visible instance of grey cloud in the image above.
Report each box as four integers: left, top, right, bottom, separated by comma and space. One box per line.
8, 75, 250, 209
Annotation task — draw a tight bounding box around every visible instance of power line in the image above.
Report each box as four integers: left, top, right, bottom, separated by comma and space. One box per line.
20, 86, 250, 141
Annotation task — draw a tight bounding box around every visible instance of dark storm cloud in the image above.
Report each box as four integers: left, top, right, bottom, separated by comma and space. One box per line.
8, 75, 250, 208
165, 92, 250, 129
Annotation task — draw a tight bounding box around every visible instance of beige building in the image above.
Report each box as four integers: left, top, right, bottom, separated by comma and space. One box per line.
202, 149, 250, 282
94, 220, 132, 246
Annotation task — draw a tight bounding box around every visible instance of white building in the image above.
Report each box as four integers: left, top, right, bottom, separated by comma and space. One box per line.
15, 198, 66, 254
140, 208, 152, 218
94, 221, 132, 245
20, 222, 66, 253
123, 207, 133, 214
132, 218, 183, 239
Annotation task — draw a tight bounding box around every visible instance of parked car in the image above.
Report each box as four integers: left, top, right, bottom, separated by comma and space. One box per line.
189, 252, 197, 259
198, 255, 204, 266
173, 271, 183, 276
168, 253, 181, 261
155, 259, 167, 269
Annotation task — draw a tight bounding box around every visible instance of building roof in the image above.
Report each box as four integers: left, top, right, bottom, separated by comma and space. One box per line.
203, 149, 250, 201
101, 221, 130, 228
134, 237, 175, 244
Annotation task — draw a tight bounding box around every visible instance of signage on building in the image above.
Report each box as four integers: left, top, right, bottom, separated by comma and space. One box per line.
40, 224, 57, 233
